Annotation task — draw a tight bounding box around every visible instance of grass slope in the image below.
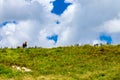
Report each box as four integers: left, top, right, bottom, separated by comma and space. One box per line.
0, 45, 120, 80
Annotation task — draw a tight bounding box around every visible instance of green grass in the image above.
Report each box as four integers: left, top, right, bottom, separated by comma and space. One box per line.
0, 45, 120, 80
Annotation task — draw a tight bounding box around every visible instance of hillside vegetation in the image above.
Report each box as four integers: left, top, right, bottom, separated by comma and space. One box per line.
0, 45, 120, 80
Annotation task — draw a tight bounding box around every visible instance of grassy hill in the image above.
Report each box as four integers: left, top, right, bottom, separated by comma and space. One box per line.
0, 45, 120, 80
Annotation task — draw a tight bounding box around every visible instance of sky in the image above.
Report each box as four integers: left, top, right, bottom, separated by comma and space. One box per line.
0, 0, 120, 48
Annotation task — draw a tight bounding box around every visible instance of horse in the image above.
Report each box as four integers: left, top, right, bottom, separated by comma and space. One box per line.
22, 41, 27, 48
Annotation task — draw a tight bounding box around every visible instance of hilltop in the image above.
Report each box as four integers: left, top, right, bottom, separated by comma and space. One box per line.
0, 45, 120, 80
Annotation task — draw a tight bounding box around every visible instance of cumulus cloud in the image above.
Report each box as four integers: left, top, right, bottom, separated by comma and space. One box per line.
61, 0, 120, 44
101, 17, 120, 33
0, 0, 56, 48
0, 0, 120, 48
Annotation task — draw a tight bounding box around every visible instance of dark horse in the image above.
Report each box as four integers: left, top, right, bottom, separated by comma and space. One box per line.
22, 41, 27, 48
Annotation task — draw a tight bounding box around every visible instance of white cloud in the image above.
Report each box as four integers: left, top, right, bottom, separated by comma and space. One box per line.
0, 0, 48, 22
61, 0, 120, 44
101, 17, 120, 33
92, 40, 107, 45
0, 0, 120, 48
32, 0, 54, 11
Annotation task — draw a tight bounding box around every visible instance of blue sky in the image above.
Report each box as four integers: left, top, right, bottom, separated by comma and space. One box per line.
99, 33, 112, 44
0, 21, 17, 27
47, 34, 58, 44
0, 0, 120, 47
51, 0, 72, 16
